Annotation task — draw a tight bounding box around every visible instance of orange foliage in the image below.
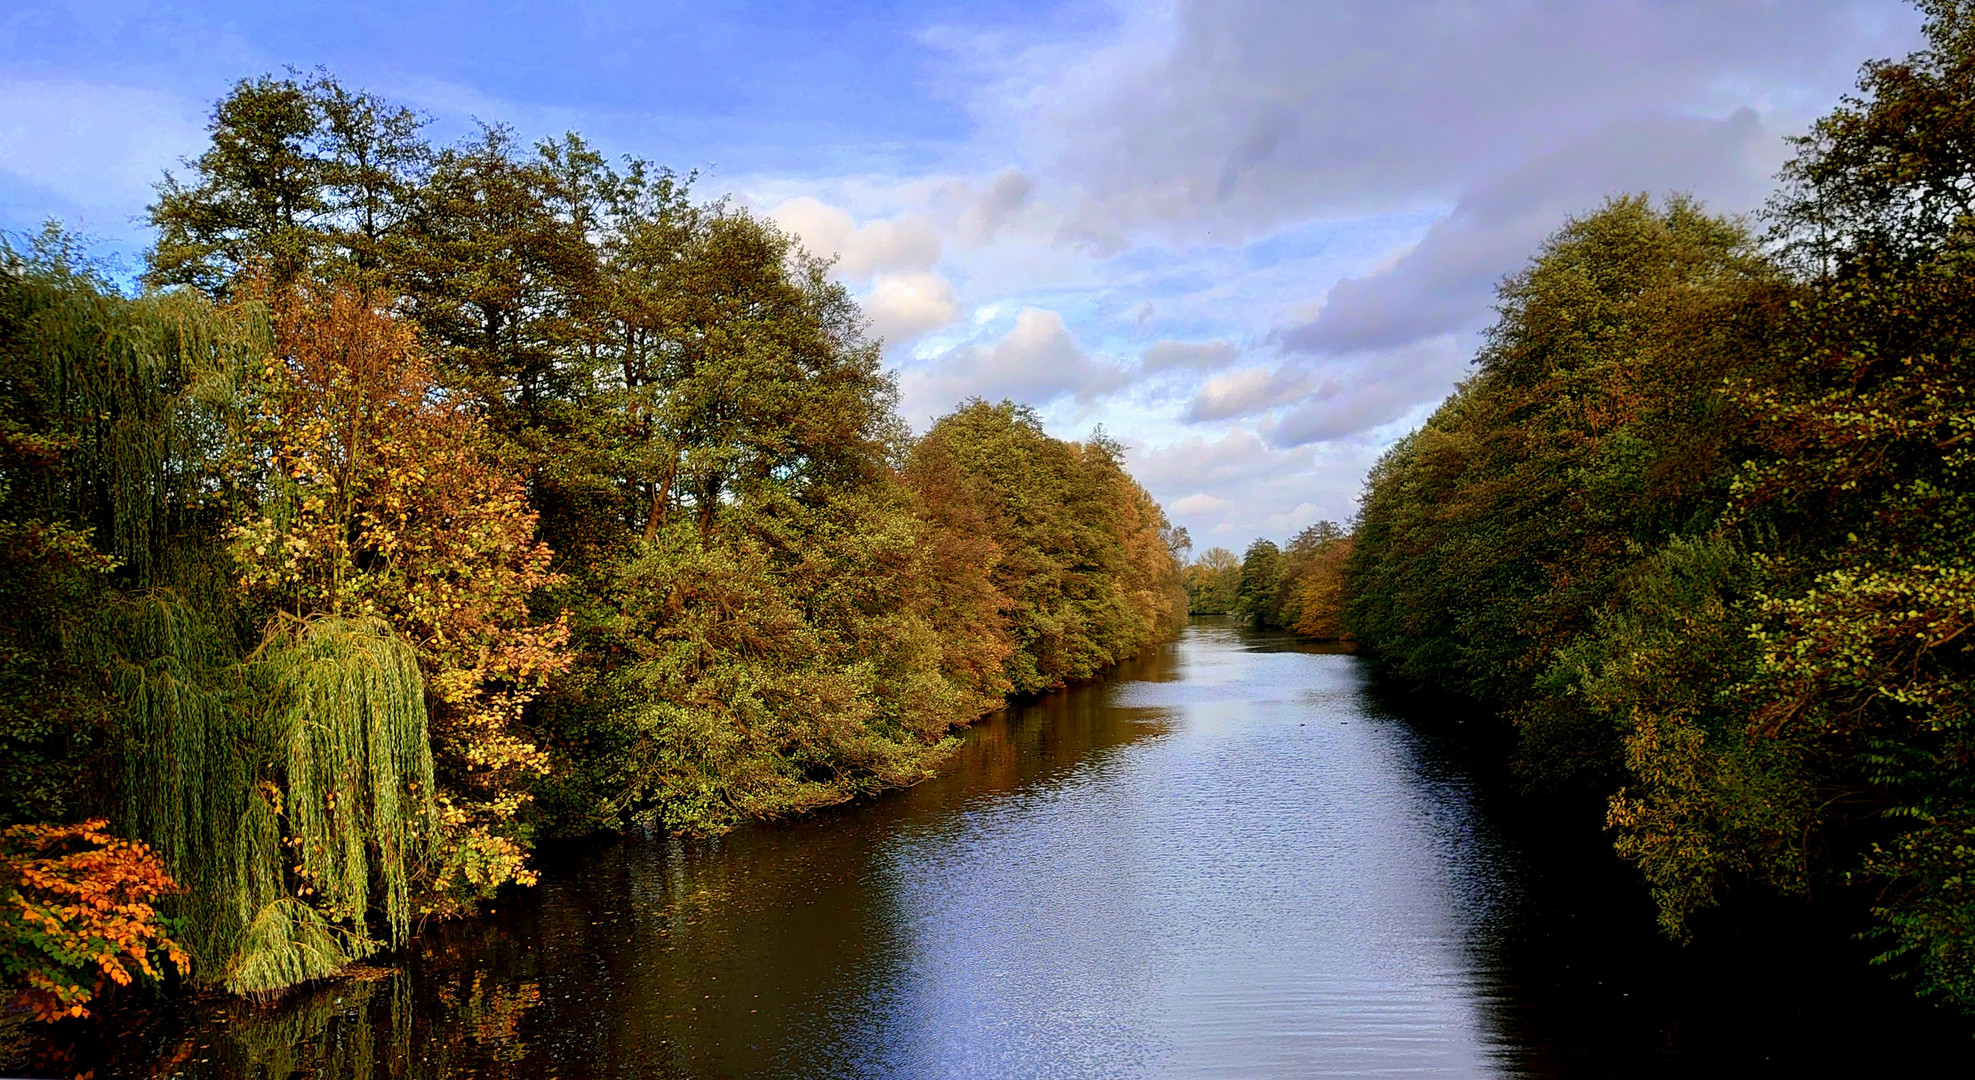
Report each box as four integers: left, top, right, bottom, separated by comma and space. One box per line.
1290, 537, 1354, 641
229, 281, 570, 905
0, 819, 188, 1022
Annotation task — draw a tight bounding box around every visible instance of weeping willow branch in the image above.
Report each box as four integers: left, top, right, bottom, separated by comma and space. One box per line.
106, 598, 437, 995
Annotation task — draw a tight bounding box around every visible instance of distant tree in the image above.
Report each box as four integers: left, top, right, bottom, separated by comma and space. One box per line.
906, 401, 1184, 696
1235, 539, 1283, 626
1282, 524, 1353, 640
1184, 547, 1241, 614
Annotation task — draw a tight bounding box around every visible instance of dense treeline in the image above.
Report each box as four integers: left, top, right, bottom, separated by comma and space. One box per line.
1348, 2, 1975, 1008
0, 72, 1184, 1015
1182, 525, 1352, 640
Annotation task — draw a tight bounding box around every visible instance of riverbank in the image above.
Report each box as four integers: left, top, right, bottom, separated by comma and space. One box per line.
7, 620, 1966, 1078
11, 619, 1959, 1074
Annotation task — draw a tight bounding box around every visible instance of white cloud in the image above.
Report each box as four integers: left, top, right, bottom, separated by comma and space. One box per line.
1184, 365, 1308, 422
1170, 492, 1228, 515
1130, 427, 1279, 494
898, 307, 1131, 422
862, 270, 962, 350
1127, 427, 1368, 542
1009, 0, 1916, 243
953, 168, 1036, 246
767, 195, 942, 282
1277, 110, 1777, 355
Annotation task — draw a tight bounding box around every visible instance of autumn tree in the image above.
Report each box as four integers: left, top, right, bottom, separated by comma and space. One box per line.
906, 402, 1183, 696
229, 280, 568, 905
1732, 0, 1975, 1003
0, 819, 188, 1021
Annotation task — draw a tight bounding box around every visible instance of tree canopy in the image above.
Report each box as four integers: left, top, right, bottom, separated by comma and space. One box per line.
0, 71, 1187, 1013
1344, 1, 1975, 1008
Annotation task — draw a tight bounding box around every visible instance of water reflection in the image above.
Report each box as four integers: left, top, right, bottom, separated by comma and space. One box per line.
7, 619, 1965, 1078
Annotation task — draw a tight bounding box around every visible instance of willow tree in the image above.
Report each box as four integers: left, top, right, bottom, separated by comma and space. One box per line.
1, 245, 457, 995
108, 601, 439, 994
229, 279, 567, 909
1, 233, 254, 826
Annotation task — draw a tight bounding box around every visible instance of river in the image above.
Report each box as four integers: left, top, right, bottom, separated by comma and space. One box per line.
6, 618, 1966, 1077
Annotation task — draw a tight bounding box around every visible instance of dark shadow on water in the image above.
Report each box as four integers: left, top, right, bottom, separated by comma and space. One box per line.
1348, 658, 1974, 1077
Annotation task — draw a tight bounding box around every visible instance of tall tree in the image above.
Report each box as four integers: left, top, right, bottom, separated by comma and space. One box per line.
229, 280, 568, 907
1732, 0, 1975, 1003
149, 71, 430, 296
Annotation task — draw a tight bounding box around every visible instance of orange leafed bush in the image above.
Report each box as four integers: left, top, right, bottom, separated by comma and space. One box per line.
0, 819, 189, 1022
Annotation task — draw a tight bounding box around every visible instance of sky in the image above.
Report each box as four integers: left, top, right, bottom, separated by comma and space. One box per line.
0, 0, 1929, 548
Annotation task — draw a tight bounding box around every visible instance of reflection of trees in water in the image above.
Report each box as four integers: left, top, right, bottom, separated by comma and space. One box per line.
436, 973, 542, 1065
3, 629, 1196, 1079
1350, 650, 1975, 1076
225, 968, 411, 1079
189, 960, 542, 1079
4, 946, 550, 1079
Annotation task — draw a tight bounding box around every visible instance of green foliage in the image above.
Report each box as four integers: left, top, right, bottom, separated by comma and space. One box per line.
1235, 540, 1283, 627
1535, 537, 1814, 933
1346, 1, 1975, 1010
1183, 547, 1241, 614
1735, 3, 1975, 1003
0, 250, 444, 1000
1222, 523, 1353, 634
0, 240, 252, 828
907, 402, 1185, 697
148, 69, 430, 295
1, 67, 1191, 1014
102, 601, 438, 997
261, 618, 437, 956
1348, 194, 1776, 708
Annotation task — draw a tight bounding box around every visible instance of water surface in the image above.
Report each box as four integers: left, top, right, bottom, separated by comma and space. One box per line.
8, 619, 1966, 1077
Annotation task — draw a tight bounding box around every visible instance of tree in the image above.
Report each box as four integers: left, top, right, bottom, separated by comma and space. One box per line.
1184, 547, 1242, 614
1347, 195, 1777, 707
9, 70, 1199, 1011
0, 819, 188, 1021
908, 401, 1182, 695
1235, 539, 1283, 627
149, 70, 430, 296
1732, 0, 1975, 1004
229, 279, 568, 907
1285, 527, 1354, 641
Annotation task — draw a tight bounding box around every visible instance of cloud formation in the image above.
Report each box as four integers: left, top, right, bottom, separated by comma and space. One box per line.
768, 196, 942, 281
1141, 338, 1238, 373
1012, 1, 1912, 243
0, 0, 1928, 545
862, 271, 962, 350
1183, 365, 1307, 422
1277, 109, 1776, 356
953, 168, 1036, 246
899, 307, 1131, 423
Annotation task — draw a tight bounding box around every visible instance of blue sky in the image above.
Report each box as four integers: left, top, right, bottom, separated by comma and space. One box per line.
0, 0, 1928, 547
